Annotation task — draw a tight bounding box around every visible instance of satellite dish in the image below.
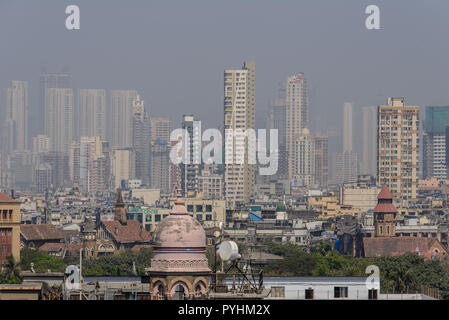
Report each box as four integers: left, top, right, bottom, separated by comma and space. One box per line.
217, 241, 240, 261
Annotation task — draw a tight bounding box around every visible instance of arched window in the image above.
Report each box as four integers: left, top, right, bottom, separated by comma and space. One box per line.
174, 285, 185, 300
194, 281, 206, 297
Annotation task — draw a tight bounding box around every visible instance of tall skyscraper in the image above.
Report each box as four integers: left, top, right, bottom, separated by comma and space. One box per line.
314, 135, 328, 188
150, 117, 171, 194
69, 141, 80, 186
294, 129, 315, 188
110, 90, 138, 148
79, 136, 109, 194
132, 95, 150, 186
44, 88, 73, 154
361, 106, 377, 177
4, 81, 28, 152
223, 61, 256, 208
267, 98, 287, 179
285, 73, 308, 180
111, 148, 135, 189
377, 97, 419, 206
78, 89, 107, 140
180, 115, 201, 197
343, 102, 353, 152
38, 72, 71, 137
334, 102, 358, 184
423, 106, 449, 180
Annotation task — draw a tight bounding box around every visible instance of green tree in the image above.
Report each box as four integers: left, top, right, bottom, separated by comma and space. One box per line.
2, 255, 21, 284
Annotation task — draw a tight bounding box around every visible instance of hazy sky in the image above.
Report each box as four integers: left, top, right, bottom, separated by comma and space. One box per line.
1, 0, 449, 153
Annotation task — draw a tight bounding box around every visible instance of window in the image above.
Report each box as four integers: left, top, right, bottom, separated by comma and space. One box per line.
205, 214, 212, 221
196, 205, 203, 212
206, 205, 212, 212
368, 289, 378, 300
155, 215, 161, 222
334, 287, 348, 298
187, 205, 194, 212
305, 288, 314, 300
196, 214, 203, 221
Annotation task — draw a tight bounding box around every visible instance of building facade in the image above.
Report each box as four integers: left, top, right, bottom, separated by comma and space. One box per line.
423, 106, 449, 180
223, 61, 255, 208
286, 73, 308, 181
377, 97, 419, 206
78, 89, 107, 140
44, 88, 73, 154
0, 192, 21, 265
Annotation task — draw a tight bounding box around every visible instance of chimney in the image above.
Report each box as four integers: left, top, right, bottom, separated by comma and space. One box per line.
10, 189, 15, 200
114, 226, 118, 235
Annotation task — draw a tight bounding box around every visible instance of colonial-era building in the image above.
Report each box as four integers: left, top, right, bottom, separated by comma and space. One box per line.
20, 224, 64, 249
0, 192, 21, 264
147, 197, 211, 300
363, 185, 449, 259
95, 189, 152, 256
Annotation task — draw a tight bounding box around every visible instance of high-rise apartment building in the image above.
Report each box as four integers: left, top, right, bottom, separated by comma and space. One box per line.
44, 88, 73, 154
78, 89, 107, 140
314, 135, 328, 188
133, 95, 150, 186
110, 90, 138, 148
4, 81, 28, 152
285, 73, 308, 180
423, 106, 449, 180
38, 72, 71, 137
180, 115, 201, 197
377, 97, 419, 205
111, 148, 135, 189
361, 106, 377, 177
149, 117, 171, 194
334, 102, 359, 184
267, 99, 287, 179
80, 136, 110, 194
294, 129, 315, 188
223, 61, 255, 208
69, 141, 80, 186
343, 102, 354, 153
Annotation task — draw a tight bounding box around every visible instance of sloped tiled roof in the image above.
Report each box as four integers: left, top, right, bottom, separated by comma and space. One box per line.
21, 224, 65, 241
0, 192, 17, 203
101, 220, 152, 244
373, 203, 397, 213
39, 242, 82, 256
363, 237, 446, 257
378, 185, 393, 200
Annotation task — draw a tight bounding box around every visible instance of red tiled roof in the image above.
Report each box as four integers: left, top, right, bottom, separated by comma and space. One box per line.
378, 185, 393, 200
0, 192, 17, 203
373, 203, 397, 213
39, 243, 64, 252
363, 237, 446, 257
39, 242, 82, 256
21, 224, 65, 241
101, 220, 152, 244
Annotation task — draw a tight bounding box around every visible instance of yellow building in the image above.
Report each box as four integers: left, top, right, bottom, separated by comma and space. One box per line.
308, 194, 361, 219
377, 97, 419, 206
0, 192, 21, 265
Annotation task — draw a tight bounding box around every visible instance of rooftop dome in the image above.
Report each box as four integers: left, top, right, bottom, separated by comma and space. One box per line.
276, 203, 286, 212
149, 198, 210, 273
